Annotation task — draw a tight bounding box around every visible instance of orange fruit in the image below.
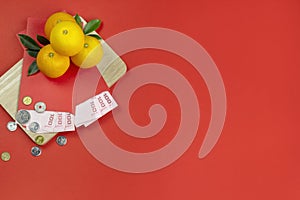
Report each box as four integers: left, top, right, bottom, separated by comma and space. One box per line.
44, 12, 76, 39
50, 21, 84, 56
36, 44, 70, 78
71, 35, 103, 68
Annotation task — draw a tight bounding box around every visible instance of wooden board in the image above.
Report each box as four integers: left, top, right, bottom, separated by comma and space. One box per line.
0, 59, 57, 145
97, 40, 127, 87
0, 40, 126, 145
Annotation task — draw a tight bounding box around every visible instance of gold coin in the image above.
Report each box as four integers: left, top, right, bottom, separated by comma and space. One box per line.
35, 135, 45, 145
22, 96, 32, 106
1, 152, 11, 162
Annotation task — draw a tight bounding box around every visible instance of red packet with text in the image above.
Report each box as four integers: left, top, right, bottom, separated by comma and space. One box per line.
17, 18, 79, 113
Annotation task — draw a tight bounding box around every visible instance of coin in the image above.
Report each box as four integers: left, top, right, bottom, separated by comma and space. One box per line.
31, 146, 41, 157
56, 136, 67, 146
22, 96, 32, 106
7, 121, 17, 132
15, 110, 31, 124
1, 152, 11, 162
35, 135, 45, 145
29, 122, 40, 133
34, 102, 46, 113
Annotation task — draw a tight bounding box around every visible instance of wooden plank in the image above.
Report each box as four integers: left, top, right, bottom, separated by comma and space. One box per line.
0, 37, 126, 146
0, 59, 57, 145
97, 40, 127, 87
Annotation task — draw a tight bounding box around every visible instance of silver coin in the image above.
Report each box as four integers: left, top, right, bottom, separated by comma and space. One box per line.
7, 121, 17, 132
29, 122, 40, 133
56, 136, 67, 146
34, 102, 46, 113
31, 146, 41, 157
15, 110, 31, 124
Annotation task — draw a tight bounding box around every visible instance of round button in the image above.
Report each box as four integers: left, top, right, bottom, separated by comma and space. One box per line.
56, 136, 67, 146
1, 152, 11, 162
29, 122, 40, 133
34, 102, 47, 113
22, 96, 32, 106
35, 135, 45, 145
7, 121, 17, 132
31, 146, 42, 157
15, 110, 31, 124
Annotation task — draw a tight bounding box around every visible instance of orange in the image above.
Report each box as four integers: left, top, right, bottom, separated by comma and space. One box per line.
44, 12, 76, 39
71, 35, 103, 68
36, 44, 70, 78
50, 21, 84, 56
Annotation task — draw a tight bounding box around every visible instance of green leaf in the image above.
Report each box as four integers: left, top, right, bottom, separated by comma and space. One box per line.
74, 14, 83, 28
36, 35, 50, 45
26, 49, 39, 58
18, 34, 41, 51
83, 19, 101, 34
27, 60, 39, 76
88, 34, 102, 40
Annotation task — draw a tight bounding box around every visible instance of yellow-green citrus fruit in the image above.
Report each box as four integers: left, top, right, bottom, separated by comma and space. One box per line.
44, 11, 76, 39
50, 21, 84, 56
71, 35, 103, 68
36, 44, 70, 78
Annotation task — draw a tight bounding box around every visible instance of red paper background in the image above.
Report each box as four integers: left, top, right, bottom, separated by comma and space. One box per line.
0, 0, 300, 199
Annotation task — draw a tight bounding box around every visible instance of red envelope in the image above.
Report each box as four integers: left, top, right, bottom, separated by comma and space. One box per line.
17, 18, 81, 113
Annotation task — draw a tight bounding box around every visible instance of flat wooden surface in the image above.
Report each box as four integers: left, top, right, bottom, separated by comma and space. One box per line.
0, 59, 57, 145
97, 40, 126, 87
0, 41, 126, 145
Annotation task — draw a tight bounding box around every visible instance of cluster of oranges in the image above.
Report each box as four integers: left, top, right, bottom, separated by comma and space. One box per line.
36, 12, 103, 78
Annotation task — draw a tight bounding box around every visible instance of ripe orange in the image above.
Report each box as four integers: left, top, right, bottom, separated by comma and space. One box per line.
36, 44, 70, 78
71, 35, 103, 68
50, 21, 84, 56
44, 12, 76, 39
